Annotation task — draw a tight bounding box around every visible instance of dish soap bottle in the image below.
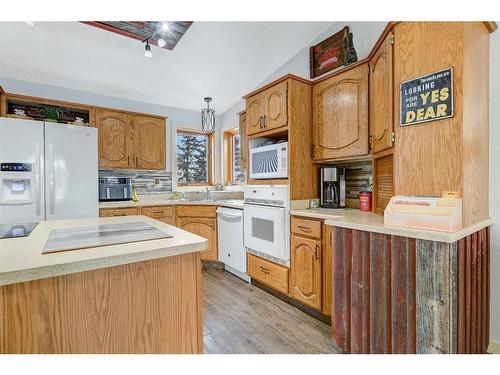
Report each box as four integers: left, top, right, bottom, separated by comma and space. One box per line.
132, 186, 139, 202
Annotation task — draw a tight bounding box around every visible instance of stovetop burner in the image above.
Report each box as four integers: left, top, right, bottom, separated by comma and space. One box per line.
0, 222, 39, 239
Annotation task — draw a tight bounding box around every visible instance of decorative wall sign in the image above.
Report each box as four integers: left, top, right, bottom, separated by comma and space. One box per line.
400, 67, 453, 127
310, 26, 349, 78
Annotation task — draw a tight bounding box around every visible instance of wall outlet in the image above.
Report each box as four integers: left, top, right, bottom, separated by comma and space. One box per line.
154, 178, 162, 187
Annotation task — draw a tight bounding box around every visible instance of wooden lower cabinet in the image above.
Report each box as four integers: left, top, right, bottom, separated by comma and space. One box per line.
141, 205, 175, 225
289, 235, 322, 310
177, 213, 217, 261
247, 254, 289, 294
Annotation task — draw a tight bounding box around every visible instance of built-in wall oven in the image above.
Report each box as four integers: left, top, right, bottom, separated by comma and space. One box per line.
243, 185, 290, 265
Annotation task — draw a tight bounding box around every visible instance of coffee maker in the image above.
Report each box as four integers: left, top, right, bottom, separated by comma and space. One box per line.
320, 167, 346, 208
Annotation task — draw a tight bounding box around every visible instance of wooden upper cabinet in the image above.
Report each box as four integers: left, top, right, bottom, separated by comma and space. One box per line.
95, 109, 133, 169
134, 115, 166, 170
312, 63, 369, 161
246, 92, 265, 136
369, 32, 394, 154
290, 235, 322, 310
263, 81, 287, 131
246, 81, 288, 136
239, 111, 248, 167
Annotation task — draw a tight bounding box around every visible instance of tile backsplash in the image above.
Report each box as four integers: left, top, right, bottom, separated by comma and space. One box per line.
99, 170, 172, 195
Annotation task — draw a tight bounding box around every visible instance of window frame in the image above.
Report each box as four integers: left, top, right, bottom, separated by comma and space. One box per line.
176, 128, 214, 187
223, 127, 244, 185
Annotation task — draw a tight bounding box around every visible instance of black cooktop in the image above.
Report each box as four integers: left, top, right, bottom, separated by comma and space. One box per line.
0, 222, 39, 239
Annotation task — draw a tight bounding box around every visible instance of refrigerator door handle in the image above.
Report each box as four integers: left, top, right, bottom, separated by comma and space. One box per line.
47, 142, 56, 215
35, 142, 42, 216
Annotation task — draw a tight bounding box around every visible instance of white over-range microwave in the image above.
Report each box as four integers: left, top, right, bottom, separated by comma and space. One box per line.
249, 142, 288, 179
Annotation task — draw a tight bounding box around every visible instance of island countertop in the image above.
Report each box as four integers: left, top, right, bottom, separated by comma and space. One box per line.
0, 215, 208, 286
290, 208, 492, 243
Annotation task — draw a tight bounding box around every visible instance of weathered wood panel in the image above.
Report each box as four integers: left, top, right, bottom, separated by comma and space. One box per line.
455, 227, 490, 354
332, 227, 352, 351
350, 230, 370, 353
330, 226, 490, 354
415, 240, 453, 354
369, 232, 392, 353
391, 236, 416, 353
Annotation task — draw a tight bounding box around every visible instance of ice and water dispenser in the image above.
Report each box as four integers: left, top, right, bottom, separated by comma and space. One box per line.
0, 162, 35, 205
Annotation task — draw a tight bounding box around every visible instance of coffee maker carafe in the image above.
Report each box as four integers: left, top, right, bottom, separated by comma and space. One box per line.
320, 167, 346, 208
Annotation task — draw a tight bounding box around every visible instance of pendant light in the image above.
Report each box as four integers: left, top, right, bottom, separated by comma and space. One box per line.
201, 97, 216, 133
144, 39, 152, 58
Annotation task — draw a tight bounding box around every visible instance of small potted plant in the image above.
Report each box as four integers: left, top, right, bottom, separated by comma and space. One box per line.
42, 106, 60, 122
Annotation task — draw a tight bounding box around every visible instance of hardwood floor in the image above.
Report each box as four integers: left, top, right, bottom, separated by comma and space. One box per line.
203, 269, 340, 354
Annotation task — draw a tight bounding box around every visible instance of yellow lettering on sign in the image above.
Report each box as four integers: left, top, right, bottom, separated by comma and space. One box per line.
436, 103, 447, 117
431, 89, 440, 103
424, 106, 436, 119
406, 111, 416, 123
416, 108, 425, 121
420, 92, 431, 105
440, 87, 449, 101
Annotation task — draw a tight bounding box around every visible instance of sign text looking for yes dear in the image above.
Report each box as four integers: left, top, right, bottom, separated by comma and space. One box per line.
400, 68, 453, 127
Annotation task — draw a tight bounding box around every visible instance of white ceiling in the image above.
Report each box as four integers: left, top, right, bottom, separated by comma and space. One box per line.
0, 21, 332, 114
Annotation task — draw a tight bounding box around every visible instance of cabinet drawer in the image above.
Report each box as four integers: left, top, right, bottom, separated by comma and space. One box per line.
176, 205, 217, 218
247, 254, 289, 294
141, 205, 174, 219
99, 207, 140, 217
291, 216, 322, 239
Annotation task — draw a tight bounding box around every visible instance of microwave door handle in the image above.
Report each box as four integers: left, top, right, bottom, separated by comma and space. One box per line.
106, 187, 111, 199
123, 187, 128, 198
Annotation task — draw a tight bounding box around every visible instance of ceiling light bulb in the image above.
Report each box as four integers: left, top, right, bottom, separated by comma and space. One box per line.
162, 22, 169, 31
144, 43, 152, 58
157, 38, 166, 48
24, 21, 34, 26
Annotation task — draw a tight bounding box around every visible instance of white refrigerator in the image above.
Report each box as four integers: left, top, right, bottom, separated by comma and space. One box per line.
0, 118, 98, 223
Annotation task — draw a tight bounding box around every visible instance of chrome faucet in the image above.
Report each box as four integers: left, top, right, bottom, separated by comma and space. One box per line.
204, 187, 212, 201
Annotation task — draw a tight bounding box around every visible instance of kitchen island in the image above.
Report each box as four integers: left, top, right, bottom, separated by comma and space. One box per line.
0, 215, 207, 354
291, 207, 492, 354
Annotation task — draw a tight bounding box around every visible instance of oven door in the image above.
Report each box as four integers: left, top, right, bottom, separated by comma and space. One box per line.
243, 203, 287, 261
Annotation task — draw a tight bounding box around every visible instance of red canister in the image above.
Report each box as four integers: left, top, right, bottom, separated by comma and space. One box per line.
359, 191, 372, 211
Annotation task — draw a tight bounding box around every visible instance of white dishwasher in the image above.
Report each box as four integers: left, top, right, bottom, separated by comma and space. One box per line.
217, 207, 250, 282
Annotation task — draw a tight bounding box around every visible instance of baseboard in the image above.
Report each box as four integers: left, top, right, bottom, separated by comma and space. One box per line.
488, 340, 500, 354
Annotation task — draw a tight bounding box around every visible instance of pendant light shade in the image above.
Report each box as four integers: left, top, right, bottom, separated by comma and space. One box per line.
201, 97, 216, 133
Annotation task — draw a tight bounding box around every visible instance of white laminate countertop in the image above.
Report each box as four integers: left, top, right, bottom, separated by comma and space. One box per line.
290, 208, 493, 243
99, 198, 244, 210
0, 216, 208, 286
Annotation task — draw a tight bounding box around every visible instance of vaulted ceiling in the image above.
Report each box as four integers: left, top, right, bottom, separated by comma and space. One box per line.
0, 21, 332, 114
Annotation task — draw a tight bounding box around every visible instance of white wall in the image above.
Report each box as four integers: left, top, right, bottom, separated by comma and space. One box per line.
489, 28, 500, 344
0, 76, 222, 189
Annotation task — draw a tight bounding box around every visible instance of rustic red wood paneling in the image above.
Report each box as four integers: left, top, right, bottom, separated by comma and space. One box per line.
332, 227, 352, 351
457, 238, 466, 353
391, 236, 416, 353
350, 230, 370, 353
452, 227, 490, 354
369, 232, 392, 353
330, 226, 490, 354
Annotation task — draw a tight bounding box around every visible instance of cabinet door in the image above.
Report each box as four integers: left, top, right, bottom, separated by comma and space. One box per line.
263, 81, 287, 131
239, 111, 248, 168
177, 217, 217, 261
95, 109, 132, 169
290, 235, 322, 310
246, 92, 265, 136
369, 33, 394, 154
134, 115, 166, 170
313, 64, 369, 161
